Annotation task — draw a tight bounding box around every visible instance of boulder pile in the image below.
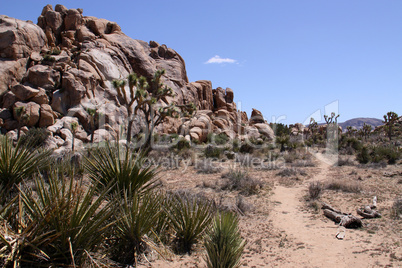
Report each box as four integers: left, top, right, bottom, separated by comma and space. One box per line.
0, 4, 274, 151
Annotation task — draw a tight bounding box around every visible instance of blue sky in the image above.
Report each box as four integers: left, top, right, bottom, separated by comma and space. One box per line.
3, 1, 401, 124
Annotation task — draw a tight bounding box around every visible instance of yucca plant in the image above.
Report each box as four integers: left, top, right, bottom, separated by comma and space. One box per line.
111, 190, 162, 265
84, 142, 159, 196
166, 193, 213, 254
204, 212, 246, 268
0, 135, 51, 201
12, 171, 114, 266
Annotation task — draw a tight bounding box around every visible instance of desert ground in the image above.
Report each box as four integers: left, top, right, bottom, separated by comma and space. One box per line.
141, 150, 402, 268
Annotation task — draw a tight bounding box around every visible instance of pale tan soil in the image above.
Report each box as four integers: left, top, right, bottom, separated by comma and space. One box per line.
140, 152, 402, 268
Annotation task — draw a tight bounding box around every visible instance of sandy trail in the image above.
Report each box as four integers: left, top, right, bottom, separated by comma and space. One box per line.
268, 153, 377, 267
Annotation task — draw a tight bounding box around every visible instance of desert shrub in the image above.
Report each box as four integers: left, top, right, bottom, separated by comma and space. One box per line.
0, 172, 114, 267
339, 137, 363, 154
239, 143, 254, 154
325, 179, 361, 193
204, 145, 223, 158
166, 193, 213, 253
356, 146, 371, 164
221, 168, 263, 195
235, 153, 253, 167
390, 198, 402, 219
84, 142, 159, 196
371, 145, 400, 164
174, 138, 191, 151
291, 159, 316, 167
337, 156, 355, 166
0, 136, 51, 200
232, 139, 240, 152
207, 133, 229, 145
204, 212, 246, 268
19, 128, 51, 149
236, 195, 253, 215
110, 191, 162, 264
196, 159, 223, 174
308, 181, 322, 200
50, 48, 61, 55
277, 168, 296, 177
42, 54, 56, 62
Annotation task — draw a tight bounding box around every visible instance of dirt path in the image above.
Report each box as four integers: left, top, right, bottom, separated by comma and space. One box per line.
268, 153, 382, 267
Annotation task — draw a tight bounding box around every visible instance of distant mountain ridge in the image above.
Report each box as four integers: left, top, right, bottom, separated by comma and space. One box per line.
338, 117, 383, 131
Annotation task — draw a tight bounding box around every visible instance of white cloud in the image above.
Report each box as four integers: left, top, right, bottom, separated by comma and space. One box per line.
205, 55, 237, 64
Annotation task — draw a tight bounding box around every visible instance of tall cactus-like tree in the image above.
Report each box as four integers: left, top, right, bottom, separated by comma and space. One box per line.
383, 111, 399, 141
361, 123, 372, 141
324, 112, 340, 125
113, 69, 195, 147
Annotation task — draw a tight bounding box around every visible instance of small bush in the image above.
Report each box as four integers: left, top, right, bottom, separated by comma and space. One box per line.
371, 145, 400, 164
277, 168, 298, 177
204, 212, 246, 268
19, 128, 51, 149
391, 198, 402, 219
236, 195, 253, 214
167, 193, 213, 253
43, 54, 56, 62
50, 48, 62, 55
204, 145, 223, 158
325, 179, 361, 193
308, 181, 322, 200
239, 143, 254, 154
357, 146, 371, 164
175, 138, 191, 151
337, 156, 355, 166
196, 159, 223, 174
221, 168, 263, 195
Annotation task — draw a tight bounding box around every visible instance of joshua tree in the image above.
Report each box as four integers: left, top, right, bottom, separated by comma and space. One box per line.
361, 123, 372, 141
324, 112, 340, 125
86, 107, 97, 143
309, 118, 319, 143
383, 111, 398, 141
70, 122, 78, 151
113, 69, 195, 148
346, 126, 357, 137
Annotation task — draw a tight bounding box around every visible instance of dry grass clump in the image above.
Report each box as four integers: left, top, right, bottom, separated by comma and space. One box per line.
390, 198, 402, 219
277, 168, 307, 177
195, 159, 223, 174
337, 156, 356, 166
221, 168, 263, 196
308, 181, 322, 200
325, 179, 362, 193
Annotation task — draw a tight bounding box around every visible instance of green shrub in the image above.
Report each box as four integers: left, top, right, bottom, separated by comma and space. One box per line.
175, 138, 191, 151
0, 136, 51, 199
204, 212, 246, 268
50, 48, 61, 55
371, 145, 400, 164
356, 146, 371, 164
204, 145, 223, 158
325, 179, 361, 193
42, 54, 56, 62
167, 193, 213, 253
239, 143, 253, 154
84, 142, 159, 196
0, 172, 114, 267
19, 128, 51, 149
111, 191, 162, 264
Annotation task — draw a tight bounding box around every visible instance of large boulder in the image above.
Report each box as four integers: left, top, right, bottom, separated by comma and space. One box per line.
13, 101, 41, 127
249, 108, 265, 124
0, 58, 28, 95
0, 15, 47, 59
11, 84, 40, 101
39, 104, 56, 127
25, 64, 61, 90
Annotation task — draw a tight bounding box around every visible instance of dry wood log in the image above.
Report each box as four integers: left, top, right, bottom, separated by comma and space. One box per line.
356, 205, 381, 219
321, 202, 344, 215
323, 209, 362, 228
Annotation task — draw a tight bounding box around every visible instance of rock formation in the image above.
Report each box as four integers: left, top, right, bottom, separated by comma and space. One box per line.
0, 4, 274, 150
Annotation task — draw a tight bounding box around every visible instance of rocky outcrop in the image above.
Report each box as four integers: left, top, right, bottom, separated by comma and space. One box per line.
0, 4, 274, 149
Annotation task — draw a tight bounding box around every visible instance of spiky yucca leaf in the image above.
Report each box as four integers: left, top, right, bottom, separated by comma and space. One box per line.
18, 171, 114, 266
204, 212, 246, 268
84, 142, 159, 196
167, 194, 213, 253
111, 190, 162, 264
0, 136, 51, 198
